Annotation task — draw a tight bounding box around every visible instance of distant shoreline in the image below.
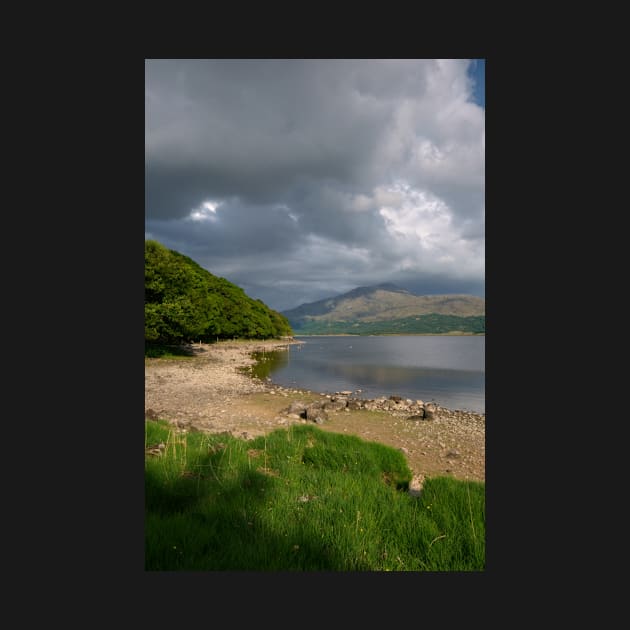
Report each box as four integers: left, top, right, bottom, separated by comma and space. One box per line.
292, 332, 485, 337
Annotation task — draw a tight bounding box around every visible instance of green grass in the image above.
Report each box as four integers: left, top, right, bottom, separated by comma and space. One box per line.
145, 420, 485, 571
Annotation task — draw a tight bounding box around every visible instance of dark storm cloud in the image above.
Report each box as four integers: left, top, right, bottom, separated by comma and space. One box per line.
145, 59, 484, 310
147, 198, 302, 258
146, 59, 390, 218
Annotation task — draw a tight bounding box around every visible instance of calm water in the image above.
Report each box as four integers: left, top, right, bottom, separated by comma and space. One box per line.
255, 335, 485, 414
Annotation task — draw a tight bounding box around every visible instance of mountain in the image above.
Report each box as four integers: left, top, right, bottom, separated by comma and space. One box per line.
281, 284, 485, 335
145, 240, 292, 344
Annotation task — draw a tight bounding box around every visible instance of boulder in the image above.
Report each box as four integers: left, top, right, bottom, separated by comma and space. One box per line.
305, 404, 328, 424
285, 401, 308, 416
424, 404, 437, 421
323, 400, 347, 412
406, 412, 426, 421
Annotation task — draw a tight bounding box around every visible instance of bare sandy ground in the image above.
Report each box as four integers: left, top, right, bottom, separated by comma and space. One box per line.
145, 339, 485, 485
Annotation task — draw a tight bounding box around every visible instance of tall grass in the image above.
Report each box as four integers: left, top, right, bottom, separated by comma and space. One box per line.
145, 420, 485, 571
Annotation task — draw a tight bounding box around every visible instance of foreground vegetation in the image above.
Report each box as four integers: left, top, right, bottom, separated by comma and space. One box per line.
145, 420, 485, 571
145, 240, 292, 346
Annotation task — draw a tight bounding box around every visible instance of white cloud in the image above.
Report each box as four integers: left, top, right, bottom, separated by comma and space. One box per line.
145, 59, 485, 309
188, 200, 220, 222
377, 181, 483, 279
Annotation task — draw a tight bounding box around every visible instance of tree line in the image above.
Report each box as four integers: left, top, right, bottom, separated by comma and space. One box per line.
292, 314, 485, 335
145, 240, 293, 345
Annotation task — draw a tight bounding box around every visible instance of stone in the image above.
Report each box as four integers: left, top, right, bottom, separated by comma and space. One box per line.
407, 414, 426, 421
424, 404, 437, 420
286, 401, 307, 415
323, 400, 347, 412
305, 405, 328, 424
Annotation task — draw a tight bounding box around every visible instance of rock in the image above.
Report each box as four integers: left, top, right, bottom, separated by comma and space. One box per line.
424, 404, 437, 420
287, 401, 307, 414
305, 404, 328, 424
389, 395, 403, 403
323, 400, 347, 412
408, 474, 425, 497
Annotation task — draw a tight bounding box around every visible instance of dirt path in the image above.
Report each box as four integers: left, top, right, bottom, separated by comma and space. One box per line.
145, 339, 485, 484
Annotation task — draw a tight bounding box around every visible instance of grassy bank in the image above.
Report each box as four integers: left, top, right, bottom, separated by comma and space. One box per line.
145, 419, 485, 571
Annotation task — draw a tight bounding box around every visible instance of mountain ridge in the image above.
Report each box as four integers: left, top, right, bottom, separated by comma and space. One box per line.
281, 284, 485, 335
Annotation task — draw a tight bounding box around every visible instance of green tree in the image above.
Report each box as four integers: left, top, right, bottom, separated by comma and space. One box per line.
145, 240, 293, 345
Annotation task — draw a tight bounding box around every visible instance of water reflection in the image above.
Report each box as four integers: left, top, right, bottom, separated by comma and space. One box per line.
249, 350, 288, 380
328, 363, 482, 389
248, 336, 484, 413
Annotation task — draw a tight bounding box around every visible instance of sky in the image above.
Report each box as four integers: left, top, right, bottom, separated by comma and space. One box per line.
145, 59, 485, 312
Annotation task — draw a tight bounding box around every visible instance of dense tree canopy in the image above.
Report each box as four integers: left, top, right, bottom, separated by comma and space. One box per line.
145, 240, 293, 344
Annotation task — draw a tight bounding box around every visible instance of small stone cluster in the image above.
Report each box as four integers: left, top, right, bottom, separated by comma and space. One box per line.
280, 391, 440, 424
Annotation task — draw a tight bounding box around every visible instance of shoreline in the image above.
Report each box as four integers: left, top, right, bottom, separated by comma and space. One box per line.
145, 338, 485, 483
292, 332, 485, 337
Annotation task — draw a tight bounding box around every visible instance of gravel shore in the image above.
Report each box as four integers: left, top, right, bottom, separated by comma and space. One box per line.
145, 339, 485, 484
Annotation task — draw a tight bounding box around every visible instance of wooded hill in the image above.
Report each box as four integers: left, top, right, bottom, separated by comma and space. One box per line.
282, 284, 485, 335
145, 240, 292, 344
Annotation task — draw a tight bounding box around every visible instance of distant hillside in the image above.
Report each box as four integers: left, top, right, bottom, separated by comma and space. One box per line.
145, 240, 292, 344
282, 284, 485, 335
